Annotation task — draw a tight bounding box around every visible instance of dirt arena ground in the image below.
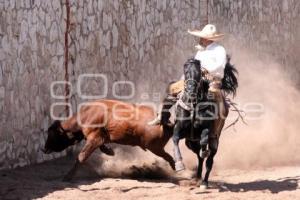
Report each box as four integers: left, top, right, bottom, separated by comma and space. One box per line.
0, 152, 299, 200
1, 50, 299, 200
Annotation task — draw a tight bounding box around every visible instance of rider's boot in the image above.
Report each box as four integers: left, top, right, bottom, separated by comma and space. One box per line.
148, 94, 176, 126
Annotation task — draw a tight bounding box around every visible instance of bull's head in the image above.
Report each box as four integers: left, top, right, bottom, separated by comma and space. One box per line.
42, 120, 78, 154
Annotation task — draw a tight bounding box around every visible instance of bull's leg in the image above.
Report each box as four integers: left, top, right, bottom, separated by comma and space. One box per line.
63, 132, 103, 181
63, 159, 80, 182
201, 138, 219, 189
149, 148, 175, 170
172, 123, 185, 171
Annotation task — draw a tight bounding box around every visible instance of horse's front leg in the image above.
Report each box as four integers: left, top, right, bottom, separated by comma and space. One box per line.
201, 137, 219, 189
172, 123, 185, 172
185, 140, 204, 182
63, 131, 103, 181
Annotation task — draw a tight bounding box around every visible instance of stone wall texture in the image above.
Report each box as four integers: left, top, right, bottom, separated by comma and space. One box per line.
0, 0, 203, 169
208, 0, 300, 83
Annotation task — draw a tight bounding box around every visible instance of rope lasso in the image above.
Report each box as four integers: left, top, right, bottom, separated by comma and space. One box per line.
223, 97, 247, 131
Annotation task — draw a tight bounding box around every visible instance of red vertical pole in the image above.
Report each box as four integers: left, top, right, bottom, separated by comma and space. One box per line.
200, 0, 209, 27
206, 0, 209, 24
64, 0, 70, 116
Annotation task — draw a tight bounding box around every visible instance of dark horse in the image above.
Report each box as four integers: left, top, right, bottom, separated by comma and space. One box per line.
172, 57, 238, 189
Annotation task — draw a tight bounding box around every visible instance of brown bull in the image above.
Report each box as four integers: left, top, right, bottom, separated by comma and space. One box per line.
43, 99, 175, 181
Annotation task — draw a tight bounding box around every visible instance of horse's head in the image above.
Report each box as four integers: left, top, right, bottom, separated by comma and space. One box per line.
182, 58, 202, 104
42, 120, 81, 154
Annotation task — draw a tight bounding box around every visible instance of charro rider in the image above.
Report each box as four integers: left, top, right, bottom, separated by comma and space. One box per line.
148, 24, 227, 139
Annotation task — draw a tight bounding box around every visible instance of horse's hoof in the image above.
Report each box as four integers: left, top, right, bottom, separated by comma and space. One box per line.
175, 161, 185, 172
199, 182, 208, 191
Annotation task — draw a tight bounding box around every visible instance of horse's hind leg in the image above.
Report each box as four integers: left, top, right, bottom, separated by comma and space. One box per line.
63, 131, 104, 181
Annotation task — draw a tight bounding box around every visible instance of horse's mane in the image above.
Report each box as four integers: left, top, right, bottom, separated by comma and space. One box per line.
221, 55, 238, 97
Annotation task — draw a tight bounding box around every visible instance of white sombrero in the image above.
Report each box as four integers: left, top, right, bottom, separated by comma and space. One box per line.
188, 24, 224, 41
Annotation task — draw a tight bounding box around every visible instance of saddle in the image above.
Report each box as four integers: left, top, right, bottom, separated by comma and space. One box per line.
168, 79, 185, 95
168, 68, 210, 96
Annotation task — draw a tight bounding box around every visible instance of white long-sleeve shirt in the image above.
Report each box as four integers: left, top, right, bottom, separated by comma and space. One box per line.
194, 42, 226, 79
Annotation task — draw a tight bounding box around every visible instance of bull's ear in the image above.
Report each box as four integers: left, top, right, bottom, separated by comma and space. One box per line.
53, 120, 61, 128
48, 120, 61, 131
66, 132, 74, 139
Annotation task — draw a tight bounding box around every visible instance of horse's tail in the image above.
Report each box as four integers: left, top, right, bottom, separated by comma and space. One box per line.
221, 55, 238, 97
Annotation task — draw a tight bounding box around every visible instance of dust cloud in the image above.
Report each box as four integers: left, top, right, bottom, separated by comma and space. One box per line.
214, 46, 300, 169
85, 46, 300, 176
86, 145, 173, 179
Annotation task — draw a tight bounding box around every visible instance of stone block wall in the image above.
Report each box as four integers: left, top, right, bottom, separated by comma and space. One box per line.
68, 0, 203, 104
0, 0, 203, 169
0, 0, 66, 169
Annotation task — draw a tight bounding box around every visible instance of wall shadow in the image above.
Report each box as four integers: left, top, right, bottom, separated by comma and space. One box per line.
1, 155, 298, 199
0, 155, 177, 199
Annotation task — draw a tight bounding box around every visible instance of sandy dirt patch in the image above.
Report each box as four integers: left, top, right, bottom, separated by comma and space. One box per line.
0, 154, 299, 200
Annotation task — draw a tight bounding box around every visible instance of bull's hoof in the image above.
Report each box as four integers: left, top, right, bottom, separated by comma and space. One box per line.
175, 161, 185, 172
